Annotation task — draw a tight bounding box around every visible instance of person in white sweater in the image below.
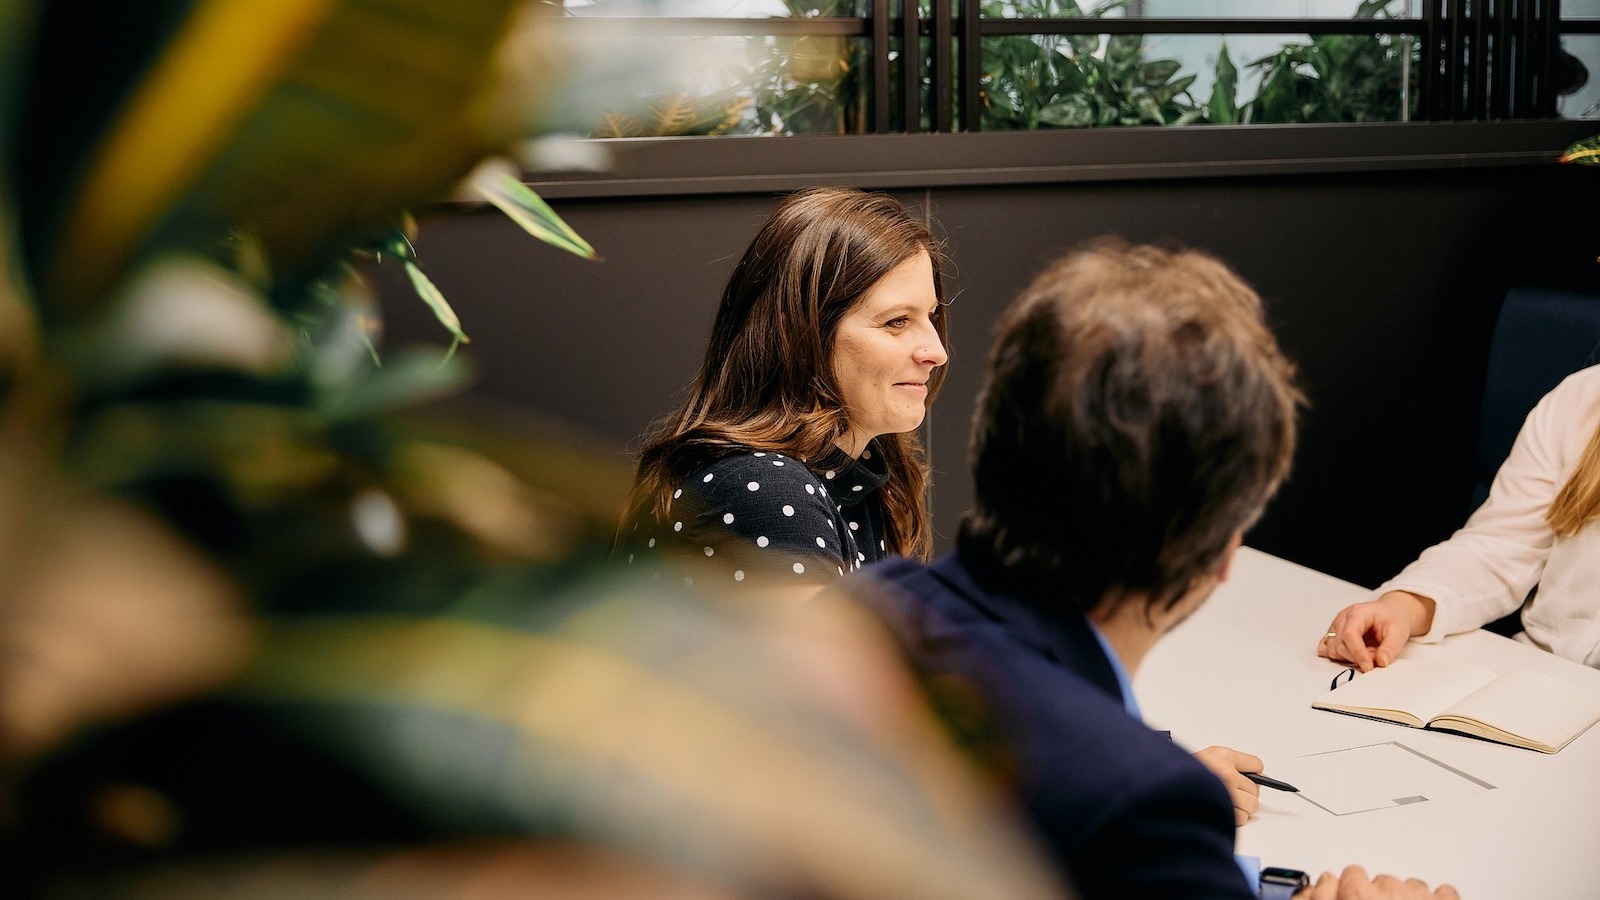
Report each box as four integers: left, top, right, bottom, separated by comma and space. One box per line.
1319, 363, 1600, 671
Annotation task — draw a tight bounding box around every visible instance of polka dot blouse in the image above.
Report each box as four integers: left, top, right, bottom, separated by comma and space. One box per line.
624, 447, 891, 586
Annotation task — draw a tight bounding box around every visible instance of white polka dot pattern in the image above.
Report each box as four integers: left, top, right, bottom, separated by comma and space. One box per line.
624, 448, 892, 588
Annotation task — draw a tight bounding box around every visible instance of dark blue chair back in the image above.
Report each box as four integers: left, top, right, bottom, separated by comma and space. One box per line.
1473, 288, 1600, 512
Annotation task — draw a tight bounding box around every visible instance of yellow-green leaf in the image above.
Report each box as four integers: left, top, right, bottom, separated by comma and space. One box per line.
403, 259, 468, 347
45, 0, 530, 317
1560, 134, 1600, 165
472, 165, 598, 261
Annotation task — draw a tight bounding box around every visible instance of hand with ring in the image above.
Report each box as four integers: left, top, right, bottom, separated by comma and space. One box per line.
1317, 591, 1436, 672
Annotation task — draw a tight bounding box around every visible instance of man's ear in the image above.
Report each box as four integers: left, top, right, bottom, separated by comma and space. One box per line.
1216, 530, 1244, 582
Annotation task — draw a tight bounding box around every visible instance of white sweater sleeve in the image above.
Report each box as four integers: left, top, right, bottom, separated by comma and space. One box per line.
1376, 367, 1600, 642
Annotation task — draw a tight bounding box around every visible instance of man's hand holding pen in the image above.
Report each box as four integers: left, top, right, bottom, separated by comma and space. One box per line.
1192, 745, 1268, 826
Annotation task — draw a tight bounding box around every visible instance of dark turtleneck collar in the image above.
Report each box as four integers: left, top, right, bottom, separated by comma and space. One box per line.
811, 444, 890, 509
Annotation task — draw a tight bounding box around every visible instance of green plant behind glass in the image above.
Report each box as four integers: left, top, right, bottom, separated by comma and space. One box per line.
744, 34, 868, 134
583, 0, 869, 137
746, 0, 871, 135
1240, 0, 1418, 124
978, 0, 1202, 130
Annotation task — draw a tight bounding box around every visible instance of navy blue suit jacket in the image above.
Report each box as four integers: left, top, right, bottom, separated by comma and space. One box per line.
856, 552, 1256, 900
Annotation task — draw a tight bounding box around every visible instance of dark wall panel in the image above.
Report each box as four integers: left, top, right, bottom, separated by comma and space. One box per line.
385, 196, 774, 470
379, 164, 1600, 588
925, 167, 1600, 587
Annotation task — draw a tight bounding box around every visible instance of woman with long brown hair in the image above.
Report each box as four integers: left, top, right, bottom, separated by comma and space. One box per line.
620, 187, 948, 593
1319, 364, 1600, 669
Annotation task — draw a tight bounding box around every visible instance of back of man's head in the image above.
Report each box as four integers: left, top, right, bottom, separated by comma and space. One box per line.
957, 237, 1302, 621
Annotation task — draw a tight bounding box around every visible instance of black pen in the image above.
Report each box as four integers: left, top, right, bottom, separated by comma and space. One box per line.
1244, 772, 1299, 793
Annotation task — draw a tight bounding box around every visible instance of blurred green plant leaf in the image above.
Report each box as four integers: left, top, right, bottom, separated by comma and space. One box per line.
1561, 135, 1600, 165
403, 259, 468, 360
1105, 34, 1141, 72
1038, 97, 1093, 127
0, 0, 31, 133
471, 164, 599, 261
1140, 59, 1182, 87
1207, 41, 1240, 125
592, 92, 750, 139
42, 0, 529, 320
319, 349, 472, 422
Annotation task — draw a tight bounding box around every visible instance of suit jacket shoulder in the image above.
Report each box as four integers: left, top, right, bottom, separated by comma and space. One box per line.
855, 554, 1255, 900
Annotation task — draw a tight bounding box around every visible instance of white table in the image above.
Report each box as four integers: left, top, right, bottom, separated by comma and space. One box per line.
1137, 547, 1600, 899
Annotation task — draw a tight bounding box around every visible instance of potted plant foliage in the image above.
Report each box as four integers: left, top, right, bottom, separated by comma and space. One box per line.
0, 2, 1066, 898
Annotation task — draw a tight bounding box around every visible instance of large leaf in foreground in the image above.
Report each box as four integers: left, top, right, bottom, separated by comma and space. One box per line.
44, 0, 531, 319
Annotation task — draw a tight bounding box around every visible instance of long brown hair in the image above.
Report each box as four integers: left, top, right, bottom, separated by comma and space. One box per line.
1548, 417, 1600, 537
626, 187, 948, 558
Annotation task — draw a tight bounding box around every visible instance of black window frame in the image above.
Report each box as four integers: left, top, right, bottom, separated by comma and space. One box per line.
546, 1, 1586, 134
510, 3, 1600, 201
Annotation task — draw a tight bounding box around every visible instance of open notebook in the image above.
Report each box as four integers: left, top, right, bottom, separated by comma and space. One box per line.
1312, 658, 1600, 754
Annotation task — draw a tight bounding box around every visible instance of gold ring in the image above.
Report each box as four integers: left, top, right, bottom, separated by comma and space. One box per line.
1323, 631, 1338, 641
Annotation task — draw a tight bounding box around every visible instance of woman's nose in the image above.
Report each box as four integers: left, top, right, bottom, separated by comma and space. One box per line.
917, 329, 948, 367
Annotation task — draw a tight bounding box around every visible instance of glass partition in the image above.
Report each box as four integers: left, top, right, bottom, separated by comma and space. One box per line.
535, 0, 1579, 136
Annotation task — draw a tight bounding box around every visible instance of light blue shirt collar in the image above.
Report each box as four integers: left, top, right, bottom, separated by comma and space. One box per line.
1086, 618, 1142, 721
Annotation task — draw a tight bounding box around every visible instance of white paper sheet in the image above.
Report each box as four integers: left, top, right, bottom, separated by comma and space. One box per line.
1266, 741, 1495, 816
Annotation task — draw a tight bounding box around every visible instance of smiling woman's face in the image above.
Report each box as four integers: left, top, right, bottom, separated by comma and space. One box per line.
830, 249, 947, 458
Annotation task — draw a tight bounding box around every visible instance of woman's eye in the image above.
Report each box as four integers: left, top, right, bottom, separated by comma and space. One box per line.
884, 316, 909, 329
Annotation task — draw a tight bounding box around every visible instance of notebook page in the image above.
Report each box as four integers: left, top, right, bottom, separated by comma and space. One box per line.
1320, 658, 1496, 724
1436, 669, 1600, 752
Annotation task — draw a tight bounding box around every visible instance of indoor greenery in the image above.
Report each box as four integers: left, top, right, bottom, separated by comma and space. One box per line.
977, 0, 1415, 129
579, 0, 1427, 134
0, 1, 1067, 896
977, 0, 1204, 129
748, 0, 870, 134
745, 33, 870, 134
582, 0, 1211, 135
586, 0, 870, 137
587, 0, 1416, 134
1233, 0, 1418, 125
